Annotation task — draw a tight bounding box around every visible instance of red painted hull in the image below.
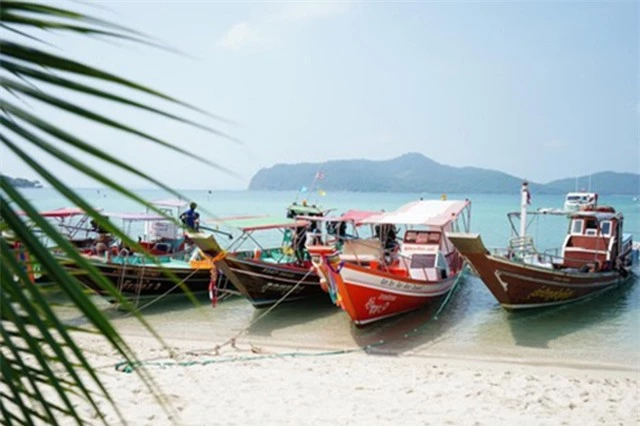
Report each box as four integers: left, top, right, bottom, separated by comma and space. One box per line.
316, 255, 460, 325
448, 234, 633, 309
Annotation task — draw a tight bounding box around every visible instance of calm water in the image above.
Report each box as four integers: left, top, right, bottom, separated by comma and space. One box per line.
21, 187, 640, 367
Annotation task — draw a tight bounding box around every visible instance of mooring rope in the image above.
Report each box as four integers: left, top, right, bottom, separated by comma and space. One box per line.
114, 268, 465, 373
118, 267, 202, 316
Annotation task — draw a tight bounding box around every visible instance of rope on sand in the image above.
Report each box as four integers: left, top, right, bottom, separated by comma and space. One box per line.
114, 268, 465, 374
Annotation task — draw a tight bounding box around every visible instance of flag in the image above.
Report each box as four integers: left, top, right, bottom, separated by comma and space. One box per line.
300, 186, 308, 193
315, 171, 325, 180
524, 188, 531, 205
318, 190, 327, 197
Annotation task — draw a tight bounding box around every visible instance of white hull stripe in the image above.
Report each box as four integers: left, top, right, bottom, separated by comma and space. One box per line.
341, 266, 456, 297
354, 307, 422, 325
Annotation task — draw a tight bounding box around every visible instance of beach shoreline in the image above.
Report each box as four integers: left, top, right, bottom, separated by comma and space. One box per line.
54, 325, 640, 426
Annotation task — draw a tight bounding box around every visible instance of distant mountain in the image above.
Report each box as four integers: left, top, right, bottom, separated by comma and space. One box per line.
544, 172, 639, 196
248, 153, 639, 195
2, 175, 42, 188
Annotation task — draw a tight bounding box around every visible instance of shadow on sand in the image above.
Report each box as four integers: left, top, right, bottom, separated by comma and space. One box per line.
349, 275, 474, 356
245, 296, 339, 338
44, 286, 219, 327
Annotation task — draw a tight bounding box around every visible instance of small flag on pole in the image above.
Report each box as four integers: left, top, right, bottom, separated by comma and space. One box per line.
315, 171, 325, 180
318, 190, 327, 197
300, 186, 308, 193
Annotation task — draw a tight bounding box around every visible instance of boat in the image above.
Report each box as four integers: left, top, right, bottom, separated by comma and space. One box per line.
14, 206, 108, 283
188, 215, 322, 307
62, 252, 212, 300
62, 211, 212, 300
447, 181, 635, 310
564, 191, 597, 212
189, 210, 376, 307
307, 199, 472, 325
20, 206, 108, 250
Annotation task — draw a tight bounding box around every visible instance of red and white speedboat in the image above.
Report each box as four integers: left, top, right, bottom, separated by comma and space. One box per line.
308, 199, 472, 325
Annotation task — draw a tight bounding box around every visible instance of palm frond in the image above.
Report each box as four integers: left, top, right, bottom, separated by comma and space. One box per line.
0, 0, 230, 424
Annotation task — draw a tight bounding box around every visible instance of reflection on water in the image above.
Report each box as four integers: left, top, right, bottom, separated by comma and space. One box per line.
45, 269, 639, 366
42, 268, 639, 367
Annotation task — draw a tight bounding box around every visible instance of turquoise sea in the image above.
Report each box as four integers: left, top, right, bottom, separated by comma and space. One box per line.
20, 187, 640, 368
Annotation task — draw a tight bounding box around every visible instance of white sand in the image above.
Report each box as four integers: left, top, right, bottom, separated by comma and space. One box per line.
48, 328, 639, 426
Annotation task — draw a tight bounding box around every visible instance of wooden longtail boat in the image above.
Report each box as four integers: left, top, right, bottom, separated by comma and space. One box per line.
189, 210, 377, 308
61, 253, 212, 299
447, 181, 635, 310
308, 199, 472, 325
60, 209, 213, 299
189, 215, 322, 307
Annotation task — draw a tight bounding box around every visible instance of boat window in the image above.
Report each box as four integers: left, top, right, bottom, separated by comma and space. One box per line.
571, 219, 583, 235
567, 196, 580, 202
410, 254, 436, 269
584, 220, 598, 236
600, 221, 611, 236
404, 231, 432, 244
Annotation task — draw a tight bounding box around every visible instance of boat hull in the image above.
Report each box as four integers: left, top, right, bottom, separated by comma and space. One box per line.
218, 257, 323, 307
314, 251, 460, 325
189, 234, 323, 307
62, 257, 212, 298
448, 233, 633, 310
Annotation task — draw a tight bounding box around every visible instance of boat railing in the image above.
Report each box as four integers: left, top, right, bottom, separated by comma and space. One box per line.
491, 243, 612, 271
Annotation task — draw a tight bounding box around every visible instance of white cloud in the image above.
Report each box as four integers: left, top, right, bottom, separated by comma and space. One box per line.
217, 22, 261, 51
217, 2, 351, 51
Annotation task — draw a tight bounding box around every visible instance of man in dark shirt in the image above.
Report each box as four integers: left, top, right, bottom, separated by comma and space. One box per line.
180, 202, 200, 231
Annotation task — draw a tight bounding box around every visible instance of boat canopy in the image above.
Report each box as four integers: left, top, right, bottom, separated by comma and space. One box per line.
297, 210, 380, 225
362, 200, 470, 227
569, 211, 621, 221
508, 208, 621, 222
150, 199, 189, 208
103, 212, 172, 222
206, 215, 309, 232
19, 207, 101, 218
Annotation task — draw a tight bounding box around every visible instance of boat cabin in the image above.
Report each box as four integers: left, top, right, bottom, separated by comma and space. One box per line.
560, 207, 624, 271
396, 230, 453, 280
564, 192, 597, 212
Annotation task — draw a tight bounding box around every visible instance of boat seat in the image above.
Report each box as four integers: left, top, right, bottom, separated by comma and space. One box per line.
340, 238, 382, 263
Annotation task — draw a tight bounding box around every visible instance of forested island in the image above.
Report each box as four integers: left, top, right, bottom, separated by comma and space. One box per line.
249, 153, 639, 195
2, 175, 43, 188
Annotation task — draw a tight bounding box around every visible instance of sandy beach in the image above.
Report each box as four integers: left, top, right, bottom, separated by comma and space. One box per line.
52, 319, 639, 426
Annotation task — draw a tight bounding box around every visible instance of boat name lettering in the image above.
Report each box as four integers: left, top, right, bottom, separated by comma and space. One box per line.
260, 267, 295, 279
119, 280, 164, 292
526, 287, 574, 301
263, 282, 303, 294
365, 296, 391, 316
380, 278, 417, 291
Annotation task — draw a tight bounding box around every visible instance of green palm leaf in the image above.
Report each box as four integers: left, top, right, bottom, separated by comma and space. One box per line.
0, 0, 230, 424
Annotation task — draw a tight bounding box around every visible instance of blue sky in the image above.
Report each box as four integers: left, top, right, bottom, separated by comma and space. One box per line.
3, 1, 638, 189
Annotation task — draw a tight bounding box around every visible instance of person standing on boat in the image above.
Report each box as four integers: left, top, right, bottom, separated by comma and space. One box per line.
180, 202, 200, 231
